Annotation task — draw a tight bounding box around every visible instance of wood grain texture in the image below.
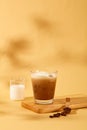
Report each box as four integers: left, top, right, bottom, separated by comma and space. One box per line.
21, 94, 87, 114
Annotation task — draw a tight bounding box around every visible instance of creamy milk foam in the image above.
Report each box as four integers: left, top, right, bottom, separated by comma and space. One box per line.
31, 71, 56, 78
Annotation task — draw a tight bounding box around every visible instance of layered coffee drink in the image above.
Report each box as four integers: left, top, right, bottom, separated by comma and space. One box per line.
31, 71, 57, 104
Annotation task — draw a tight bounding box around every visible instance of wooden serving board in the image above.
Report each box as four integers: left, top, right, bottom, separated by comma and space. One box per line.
21, 94, 87, 114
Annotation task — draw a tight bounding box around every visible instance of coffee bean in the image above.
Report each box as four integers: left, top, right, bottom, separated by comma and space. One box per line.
63, 107, 71, 114
53, 113, 61, 117
49, 115, 54, 118
49, 112, 61, 118
61, 112, 67, 116
49, 107, 71, 118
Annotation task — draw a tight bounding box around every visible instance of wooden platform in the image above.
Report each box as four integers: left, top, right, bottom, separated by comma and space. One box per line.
21, 94, 87, 114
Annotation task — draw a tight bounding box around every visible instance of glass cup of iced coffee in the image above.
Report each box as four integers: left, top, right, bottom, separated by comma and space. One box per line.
30, 70, 57, 104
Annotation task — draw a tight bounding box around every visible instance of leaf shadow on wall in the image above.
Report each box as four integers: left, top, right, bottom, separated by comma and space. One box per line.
5, 38, 32, 69
29, 14, 87, 66
31, 15, 63, 37
0, 37, 34, 87
55, 47, 87, 66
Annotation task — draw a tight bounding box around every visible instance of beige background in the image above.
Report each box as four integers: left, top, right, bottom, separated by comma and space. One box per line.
0, 0, 87, 130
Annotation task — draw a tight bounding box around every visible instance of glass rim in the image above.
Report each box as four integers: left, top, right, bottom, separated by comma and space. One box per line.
10, 78, 25, 85
30, 70, 58, 73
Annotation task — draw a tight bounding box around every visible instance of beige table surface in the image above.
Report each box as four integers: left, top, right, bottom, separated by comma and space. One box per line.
0, 64, 87, 130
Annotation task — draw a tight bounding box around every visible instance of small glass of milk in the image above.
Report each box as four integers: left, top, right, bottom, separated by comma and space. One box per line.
10, 78, 25, 100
